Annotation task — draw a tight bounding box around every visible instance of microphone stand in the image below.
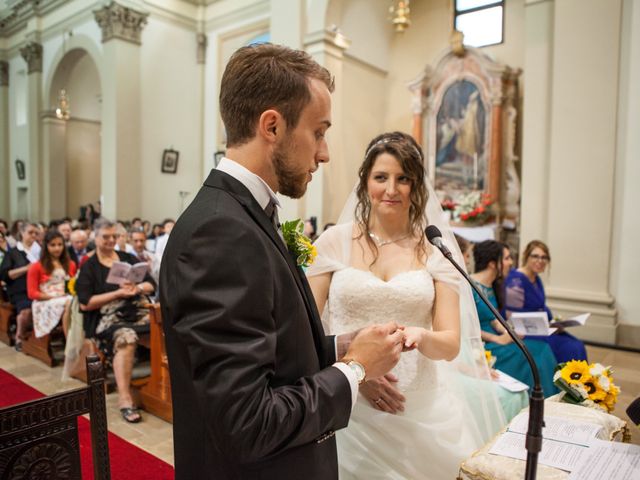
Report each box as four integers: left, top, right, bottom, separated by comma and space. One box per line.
435, 243, 544, 480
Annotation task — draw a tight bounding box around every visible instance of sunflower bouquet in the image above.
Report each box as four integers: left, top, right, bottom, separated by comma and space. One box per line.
553, 360, 620, 413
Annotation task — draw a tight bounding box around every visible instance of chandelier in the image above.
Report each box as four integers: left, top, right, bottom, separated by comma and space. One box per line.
389, 1, 411, 33
55, 88, 70, 120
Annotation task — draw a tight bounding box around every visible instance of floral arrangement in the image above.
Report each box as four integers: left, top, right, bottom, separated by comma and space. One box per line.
281, 219, 317, 268
452, 192, 493, 225
553, 360, 620, 413
440, 198, 457, 212
65, 276, 77, 296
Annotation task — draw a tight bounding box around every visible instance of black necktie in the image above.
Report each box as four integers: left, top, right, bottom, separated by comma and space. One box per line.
265, 200, 284, 243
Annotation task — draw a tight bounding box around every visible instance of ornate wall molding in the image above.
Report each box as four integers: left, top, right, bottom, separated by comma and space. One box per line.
19, 41, 43, 74
0, 61, 8, 86
93, 2, 148, 45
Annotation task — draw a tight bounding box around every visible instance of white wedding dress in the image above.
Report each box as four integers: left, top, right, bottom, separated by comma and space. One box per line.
309, 223, 496, 479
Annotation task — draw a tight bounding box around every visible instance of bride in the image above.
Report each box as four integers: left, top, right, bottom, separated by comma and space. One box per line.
308, 132, 506, 479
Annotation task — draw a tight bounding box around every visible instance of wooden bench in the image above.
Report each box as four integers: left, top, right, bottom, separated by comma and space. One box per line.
0, 301, 15, 346
137, 303, 173, 422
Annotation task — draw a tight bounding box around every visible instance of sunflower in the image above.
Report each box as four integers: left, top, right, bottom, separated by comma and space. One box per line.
560, 360, 592, 385
584, 380, 607, 402
600, 391, 618, 412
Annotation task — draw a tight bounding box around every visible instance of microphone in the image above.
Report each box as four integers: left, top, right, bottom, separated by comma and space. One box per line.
627, 397, 640, 426
425, 225, 451, 256
426, 225, 544, 480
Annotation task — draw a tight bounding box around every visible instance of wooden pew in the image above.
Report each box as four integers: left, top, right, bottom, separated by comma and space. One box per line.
0, 301, 15, 346
21, 327, 63, 367
137, 303, 173, 422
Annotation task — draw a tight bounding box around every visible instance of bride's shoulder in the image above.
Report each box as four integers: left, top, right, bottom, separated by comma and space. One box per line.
315, 222, 355, 246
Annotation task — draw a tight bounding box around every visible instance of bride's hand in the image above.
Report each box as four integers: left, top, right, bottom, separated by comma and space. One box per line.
403, 326, 426, 350
360, 373, 406, 414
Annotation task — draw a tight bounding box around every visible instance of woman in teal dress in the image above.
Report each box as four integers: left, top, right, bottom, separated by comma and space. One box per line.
471, 240, 558, 397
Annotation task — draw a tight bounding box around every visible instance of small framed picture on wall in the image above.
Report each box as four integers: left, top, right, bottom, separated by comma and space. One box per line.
161, 149, 179, 174
15, 159, 26, 180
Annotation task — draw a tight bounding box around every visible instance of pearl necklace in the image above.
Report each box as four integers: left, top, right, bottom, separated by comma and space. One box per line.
368, 231, 412, 247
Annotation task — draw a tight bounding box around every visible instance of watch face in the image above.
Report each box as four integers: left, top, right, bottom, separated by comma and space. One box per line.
349, 361, 365, 382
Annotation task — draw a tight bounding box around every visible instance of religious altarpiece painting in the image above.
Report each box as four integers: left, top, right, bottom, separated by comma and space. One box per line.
408, 43, 522, 244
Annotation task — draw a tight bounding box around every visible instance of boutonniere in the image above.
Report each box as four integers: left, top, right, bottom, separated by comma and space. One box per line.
281, 219, 317, 268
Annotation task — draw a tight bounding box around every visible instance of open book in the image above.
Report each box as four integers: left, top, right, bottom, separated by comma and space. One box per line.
106, 261, 149, 286
489, 412, 603, 472
550, 313, 590, 328
509, 311, 557, 336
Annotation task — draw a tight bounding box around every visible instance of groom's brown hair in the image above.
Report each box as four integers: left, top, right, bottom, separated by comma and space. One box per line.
220, 43, 334, 148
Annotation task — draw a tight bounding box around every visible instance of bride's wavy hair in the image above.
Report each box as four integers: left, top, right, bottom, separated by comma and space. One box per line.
355, 131, 428, 264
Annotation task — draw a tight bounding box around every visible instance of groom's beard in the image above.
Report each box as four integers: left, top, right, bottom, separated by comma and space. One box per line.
273, 139, 308, 199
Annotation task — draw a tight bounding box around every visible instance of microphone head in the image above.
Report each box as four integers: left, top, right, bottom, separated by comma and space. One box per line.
425, 225, 442, 245
627, 397, 640, 426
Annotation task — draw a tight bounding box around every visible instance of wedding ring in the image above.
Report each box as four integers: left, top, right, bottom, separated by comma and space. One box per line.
374, 398, 382, 405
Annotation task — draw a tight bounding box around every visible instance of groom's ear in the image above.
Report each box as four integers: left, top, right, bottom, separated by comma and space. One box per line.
258, 109, 284, 144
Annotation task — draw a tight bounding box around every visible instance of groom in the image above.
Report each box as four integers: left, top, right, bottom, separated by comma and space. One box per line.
160, 43, 405, 479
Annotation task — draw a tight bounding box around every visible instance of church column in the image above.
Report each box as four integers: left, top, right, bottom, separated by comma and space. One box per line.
94, 1, 148, 220
0, 61, 9, 219
19, 41, 44, 221
521, 0, 621, 342
303, 28, 350, 229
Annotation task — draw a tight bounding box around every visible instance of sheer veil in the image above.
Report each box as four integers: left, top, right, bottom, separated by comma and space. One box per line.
323, 178, 508, 444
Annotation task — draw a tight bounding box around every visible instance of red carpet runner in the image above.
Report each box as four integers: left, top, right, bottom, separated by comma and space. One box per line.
0, 368, 174, 479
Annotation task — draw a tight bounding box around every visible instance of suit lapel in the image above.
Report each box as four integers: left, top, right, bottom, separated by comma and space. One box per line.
204, 170, 327, 365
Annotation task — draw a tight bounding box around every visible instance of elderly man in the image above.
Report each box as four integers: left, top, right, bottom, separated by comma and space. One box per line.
68, 229, 92, 267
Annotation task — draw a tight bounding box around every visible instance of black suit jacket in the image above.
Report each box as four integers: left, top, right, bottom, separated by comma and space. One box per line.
160, 169, 352, 480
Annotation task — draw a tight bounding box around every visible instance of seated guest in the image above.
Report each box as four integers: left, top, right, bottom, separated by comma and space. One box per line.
454, 233, 474, 272
114, 223, 135, 255
27, 230, 77, 337
57, 221, 72, 247
153, 218, 175, 259
505, 240, 587, 363
471, 240, 558, 396
0, 222, 41, 350
7, 220, 23, 248
129, 228, 160, 284
76, 220, 156, 423
0, 230, 9, 266
68, 229, 93, 267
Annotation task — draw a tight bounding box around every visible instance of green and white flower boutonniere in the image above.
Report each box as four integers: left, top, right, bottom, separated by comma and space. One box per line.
281, 219, 317, 268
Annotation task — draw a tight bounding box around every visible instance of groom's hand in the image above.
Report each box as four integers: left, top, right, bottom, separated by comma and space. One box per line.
343, 322, 404, 380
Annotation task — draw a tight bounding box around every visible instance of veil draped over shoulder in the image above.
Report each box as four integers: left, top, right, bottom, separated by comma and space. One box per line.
309, 178, 508, 445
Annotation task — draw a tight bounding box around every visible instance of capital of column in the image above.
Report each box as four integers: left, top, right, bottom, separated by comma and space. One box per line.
94, 1, 148, 45
0, 61, 8, 86
19, 42, 43, 74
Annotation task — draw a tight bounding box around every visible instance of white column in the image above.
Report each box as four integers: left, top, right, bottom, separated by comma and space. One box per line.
611, 0, 640, 346
94, 2, 148, 220
0, 61, 9, 219
19, 41, 44, 221
521, 0, 622, 342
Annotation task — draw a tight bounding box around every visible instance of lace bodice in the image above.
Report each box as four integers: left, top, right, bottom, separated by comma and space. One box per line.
326, 267, 441, 391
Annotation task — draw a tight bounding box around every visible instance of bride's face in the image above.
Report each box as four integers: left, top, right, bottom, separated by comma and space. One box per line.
367, 153, 412, 217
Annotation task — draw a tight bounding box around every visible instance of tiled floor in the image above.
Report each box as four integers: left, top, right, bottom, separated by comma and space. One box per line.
0, 342, 638, 470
